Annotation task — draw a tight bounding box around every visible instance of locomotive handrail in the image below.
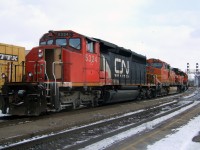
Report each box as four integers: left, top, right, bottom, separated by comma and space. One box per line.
26, 60, 49, 82
0, 63, 9, 83
13, 61, 25, 82
41, 61, 49, 82
52, 61, 63, 96
36, 60, 50, 94
1, 62, 25, 83
37, 60, 50, 95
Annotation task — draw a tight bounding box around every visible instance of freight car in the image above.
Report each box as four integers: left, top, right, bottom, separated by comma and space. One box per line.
0, 30, 188, 116
0, 43, 25, 113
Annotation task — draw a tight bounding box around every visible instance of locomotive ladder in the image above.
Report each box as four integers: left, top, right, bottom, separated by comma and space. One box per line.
43, 61, 51, 100
52, 61, 63, 96
44, 82, 52, 107
45, 83, 51, 97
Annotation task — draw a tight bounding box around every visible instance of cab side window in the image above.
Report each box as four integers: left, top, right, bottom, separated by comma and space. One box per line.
69, 38, 81, 50
86, 39, 95, 53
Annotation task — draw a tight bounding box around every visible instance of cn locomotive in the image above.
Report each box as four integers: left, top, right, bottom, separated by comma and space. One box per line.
0, 30, 188, 115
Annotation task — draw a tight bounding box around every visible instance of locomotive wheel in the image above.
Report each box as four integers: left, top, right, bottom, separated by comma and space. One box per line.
91, 98, 99, 107
1, 97, 8, 114
141, 89, 147, 99
137, 89, 146, 100
1, 104, 7, 114
152, 90, 157, 98
73, 99, 81, 109
146, 89, 152, 99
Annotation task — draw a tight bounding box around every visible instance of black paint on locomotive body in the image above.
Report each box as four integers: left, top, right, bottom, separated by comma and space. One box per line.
96, 38, 146, 86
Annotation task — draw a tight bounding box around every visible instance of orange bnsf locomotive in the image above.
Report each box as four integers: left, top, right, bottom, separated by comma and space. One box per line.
147, 59, 188, 96
0, 30, 188, 115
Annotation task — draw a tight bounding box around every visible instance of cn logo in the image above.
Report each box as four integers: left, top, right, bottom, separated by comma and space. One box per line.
115, 58, 129, 74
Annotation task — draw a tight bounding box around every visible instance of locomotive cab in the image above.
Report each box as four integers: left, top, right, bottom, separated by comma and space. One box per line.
147, 58, 173, 85
147, 59, 175, 96
147, 59, 170, 84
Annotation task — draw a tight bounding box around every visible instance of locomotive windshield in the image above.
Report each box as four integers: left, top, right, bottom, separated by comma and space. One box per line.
40, 41, 46, 45
47, 39, 53, 45
56, 39, 67, 46
39, 38, 80, 50
151, 62, 163, 68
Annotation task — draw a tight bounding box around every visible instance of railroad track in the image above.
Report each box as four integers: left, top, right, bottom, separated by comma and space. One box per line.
1, 97, 195, 150
0, 88, 197, 149
0, 92, 185, 128
0, 87, 195, 127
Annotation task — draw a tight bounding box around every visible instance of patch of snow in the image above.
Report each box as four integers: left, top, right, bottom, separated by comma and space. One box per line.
183, 93, 196, 99
147, 115, 200, 150
0, 110, 10, 116
80, 101, 200, 150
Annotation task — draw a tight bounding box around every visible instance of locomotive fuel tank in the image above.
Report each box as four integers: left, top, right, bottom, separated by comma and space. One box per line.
104, 89, 139, 103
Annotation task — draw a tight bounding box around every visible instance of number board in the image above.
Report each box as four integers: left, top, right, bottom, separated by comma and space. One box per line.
57, 32, 73, 37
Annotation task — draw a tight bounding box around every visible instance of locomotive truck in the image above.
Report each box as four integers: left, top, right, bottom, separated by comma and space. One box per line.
0, 30, 188, 115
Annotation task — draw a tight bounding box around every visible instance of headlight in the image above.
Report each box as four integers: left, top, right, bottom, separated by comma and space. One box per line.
28, 72, 33, 77
1, 73, 6, 79
38, 49, 43, 58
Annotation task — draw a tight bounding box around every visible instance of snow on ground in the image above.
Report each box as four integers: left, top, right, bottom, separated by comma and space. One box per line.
147, 115, 200, 150
80, 101, 200, 150
183, 90, 198, 99
0, 110, 10, 116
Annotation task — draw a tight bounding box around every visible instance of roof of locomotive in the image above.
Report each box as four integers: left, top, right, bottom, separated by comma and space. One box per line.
40, 30, 146, 63
147, 58, 170, 65
94, 38, 146, 61
148, 58, 186, 74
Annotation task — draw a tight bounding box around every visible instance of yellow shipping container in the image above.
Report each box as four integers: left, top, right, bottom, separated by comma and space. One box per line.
0, 43, 25, 91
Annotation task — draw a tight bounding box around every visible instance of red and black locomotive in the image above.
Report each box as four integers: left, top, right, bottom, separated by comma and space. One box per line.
0, 30, 188, 115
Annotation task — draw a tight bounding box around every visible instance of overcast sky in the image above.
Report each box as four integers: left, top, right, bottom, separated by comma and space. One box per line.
0, 0, 200, 73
